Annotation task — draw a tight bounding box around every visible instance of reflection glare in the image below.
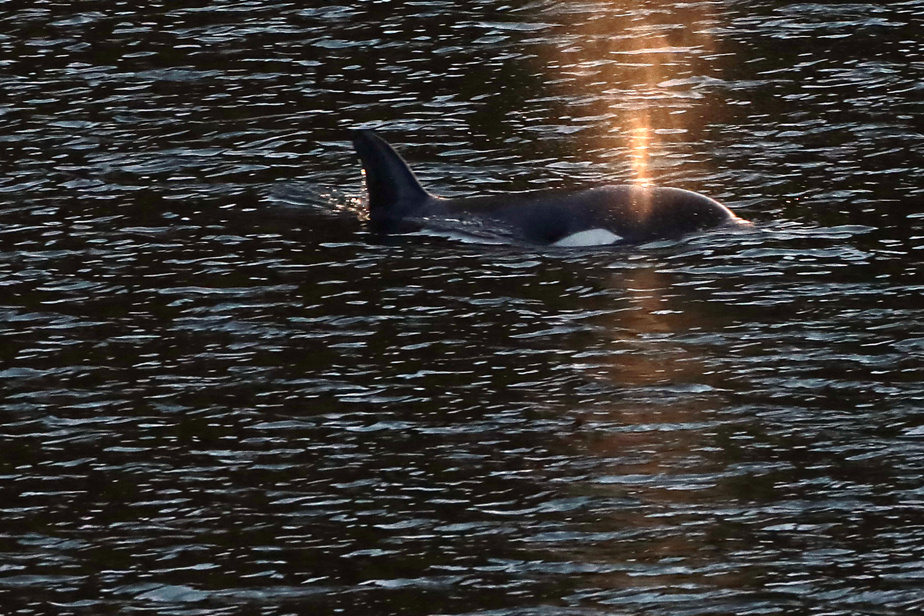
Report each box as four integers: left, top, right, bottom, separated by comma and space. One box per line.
628, 115, 653, 186
546, 1, 720, 185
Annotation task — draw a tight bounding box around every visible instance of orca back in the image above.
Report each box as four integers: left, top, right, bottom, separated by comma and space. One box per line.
351, 131, 746, 245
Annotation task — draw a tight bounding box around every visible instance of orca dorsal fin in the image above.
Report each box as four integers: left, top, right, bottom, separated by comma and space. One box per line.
352, 130, 431, 225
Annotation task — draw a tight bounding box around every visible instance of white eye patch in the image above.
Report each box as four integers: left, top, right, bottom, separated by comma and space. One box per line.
552, 229, 623, 247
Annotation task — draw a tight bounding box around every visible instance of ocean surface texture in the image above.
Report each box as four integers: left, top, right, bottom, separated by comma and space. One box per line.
1, 1, 922, 615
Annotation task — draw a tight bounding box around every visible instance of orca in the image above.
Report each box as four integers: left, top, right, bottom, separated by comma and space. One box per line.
352, 130, 748, 247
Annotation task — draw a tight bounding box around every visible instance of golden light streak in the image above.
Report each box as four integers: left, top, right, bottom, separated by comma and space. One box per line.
627, 114, 653, 187
535, 1, 734, 592
542, 1, 721, 186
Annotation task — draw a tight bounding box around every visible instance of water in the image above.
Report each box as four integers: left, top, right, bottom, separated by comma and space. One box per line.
1, 1, 923, 615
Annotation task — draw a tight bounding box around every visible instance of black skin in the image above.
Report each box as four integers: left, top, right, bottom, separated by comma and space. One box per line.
353, 130, 744, 245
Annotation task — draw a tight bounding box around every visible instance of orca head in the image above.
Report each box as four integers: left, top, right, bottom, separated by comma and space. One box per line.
626, 187, 739, 242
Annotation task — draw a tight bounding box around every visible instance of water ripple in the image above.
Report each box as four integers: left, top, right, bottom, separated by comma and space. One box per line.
1, 1, 923, 615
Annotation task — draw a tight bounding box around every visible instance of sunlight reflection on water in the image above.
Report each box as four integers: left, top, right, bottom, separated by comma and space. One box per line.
0, 1, 923, 615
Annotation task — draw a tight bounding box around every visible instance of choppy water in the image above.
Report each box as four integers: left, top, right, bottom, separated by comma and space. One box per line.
2, 1, 923, 615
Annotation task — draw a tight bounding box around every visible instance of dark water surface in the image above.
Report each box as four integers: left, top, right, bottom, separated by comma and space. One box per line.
2, 1, 923, 614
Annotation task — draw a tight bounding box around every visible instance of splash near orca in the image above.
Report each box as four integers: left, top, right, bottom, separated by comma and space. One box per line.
352, 130, 747, 247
